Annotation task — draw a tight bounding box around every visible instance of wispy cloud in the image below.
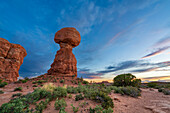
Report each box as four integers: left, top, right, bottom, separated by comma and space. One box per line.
97, 60, 170, 74
142, 36, 170, 59
78, 68, 103, 79
102, 19, 144, 49
153, 37, 170, 47
142, 75, 170, 81
142, 46, 170, 59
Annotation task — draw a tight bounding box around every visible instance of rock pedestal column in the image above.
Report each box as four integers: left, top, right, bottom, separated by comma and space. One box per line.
47, 27, 81, 77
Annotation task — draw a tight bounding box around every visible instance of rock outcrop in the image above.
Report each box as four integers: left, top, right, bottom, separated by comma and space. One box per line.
0, 38, 27, 82
47, 27, 81, 77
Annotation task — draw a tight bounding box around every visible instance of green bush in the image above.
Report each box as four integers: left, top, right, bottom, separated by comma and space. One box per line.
53, 87, 67, 98
59, 107, 66, 113
75, 94, 84, 101
60, 79, 64, 83
0, 82, 8, 88
55, 98, 67, 110
113, 73, 141, 87
0, 90, 4, 94
147, 82, 158, 88
32, 80, 47, 84
14, 87, 22, 91
162, 89, 170, 95
71, 104, 79, 113
89, 107, 95, 113
21, 79, 27, 83
94, 105, 103, 113
67, 86, 78, 94
120, 86, 141, 97
102, 107, 113, 113
82, 80, 89, 84
12, 93, 22, 97
35, 99, 49, 113
68, 94, 72, 98
33, 85, 38, 87
90, 91, 114, 109
158, 88, 163, 92
24, 77, 29, 81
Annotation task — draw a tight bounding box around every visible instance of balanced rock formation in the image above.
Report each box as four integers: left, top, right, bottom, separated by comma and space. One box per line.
0, 38, 27, 82
47, 27, 81, 77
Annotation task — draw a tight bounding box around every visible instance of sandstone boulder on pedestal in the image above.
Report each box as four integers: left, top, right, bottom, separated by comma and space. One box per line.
0, 38, 27, 82
47, 27, 81, 77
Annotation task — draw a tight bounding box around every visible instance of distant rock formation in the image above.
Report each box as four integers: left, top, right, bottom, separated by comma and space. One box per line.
47, 27, 81, 77
0, 38, 27, 82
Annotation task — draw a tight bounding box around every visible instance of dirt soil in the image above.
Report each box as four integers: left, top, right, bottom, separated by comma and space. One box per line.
0, 81, 170, 113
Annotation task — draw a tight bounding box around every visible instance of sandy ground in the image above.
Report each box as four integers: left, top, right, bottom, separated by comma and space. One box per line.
0, 82, 170, 113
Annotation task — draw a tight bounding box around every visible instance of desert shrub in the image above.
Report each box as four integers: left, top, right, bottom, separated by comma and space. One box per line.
90, 91, 114, 109
0, 90, 4, 94
67, 86, 78, 94
53, 87, 67, 98
75, 94, 84, 101
60, 79, 64, 83
68, 94, 72, 98
158, 88, 163, 92
59, 107, 66, 113
147, 82, 158, 88
33, 85, 38, 87
14, 87, 22, 91
94, 105, 103, 113
82, 80, 89, 84
20, 79, 28, 83
35, 99, 49, 113
120, 86, 141, 97
113, 73, 141, 87
102, 107, 113, 113
113, 87, 124, 94
162, 89, 170, 95
71, 104, 79, 113
32, 80, 47, 84
89, 107, 95, 113
12, 93, 22, 97
55, 98, 67, 110
24, 77, 29, 81
0, 81, 8, 88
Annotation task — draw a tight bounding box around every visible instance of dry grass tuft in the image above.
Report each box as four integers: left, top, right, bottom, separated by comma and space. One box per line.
41, 83, 56, 92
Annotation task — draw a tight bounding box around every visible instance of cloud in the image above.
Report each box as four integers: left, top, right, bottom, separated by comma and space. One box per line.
142, 75, 170, 80
153, 37, 170, 47
142, 46, 170, 59
98, 60, 148, 74
78, 68, 102, 79
142, 75, 170, 82
97, 60, 170, 74
131, 67, 159, 73
102, 18, 144, 49
142, 37, 170, 59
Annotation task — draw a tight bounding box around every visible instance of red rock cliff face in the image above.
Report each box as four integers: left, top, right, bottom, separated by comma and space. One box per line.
0, 38, 27, 82
47, 27, 81, 77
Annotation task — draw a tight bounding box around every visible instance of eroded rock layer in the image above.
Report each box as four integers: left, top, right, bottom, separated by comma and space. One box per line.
47, 27, 81, 77
0, 38, 27, 82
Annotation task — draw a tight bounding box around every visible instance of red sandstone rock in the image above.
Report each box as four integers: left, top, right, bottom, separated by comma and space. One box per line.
0, 38, 27, 82
48, 27, 81, 77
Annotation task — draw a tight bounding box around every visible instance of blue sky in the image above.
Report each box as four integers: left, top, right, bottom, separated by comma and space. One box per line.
0, 0, 170, 82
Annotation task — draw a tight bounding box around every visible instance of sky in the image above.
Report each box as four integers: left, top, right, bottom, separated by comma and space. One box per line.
0, 0, 170, 82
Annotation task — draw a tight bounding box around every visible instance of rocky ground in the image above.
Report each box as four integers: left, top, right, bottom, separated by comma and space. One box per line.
0, 80, 170, 113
